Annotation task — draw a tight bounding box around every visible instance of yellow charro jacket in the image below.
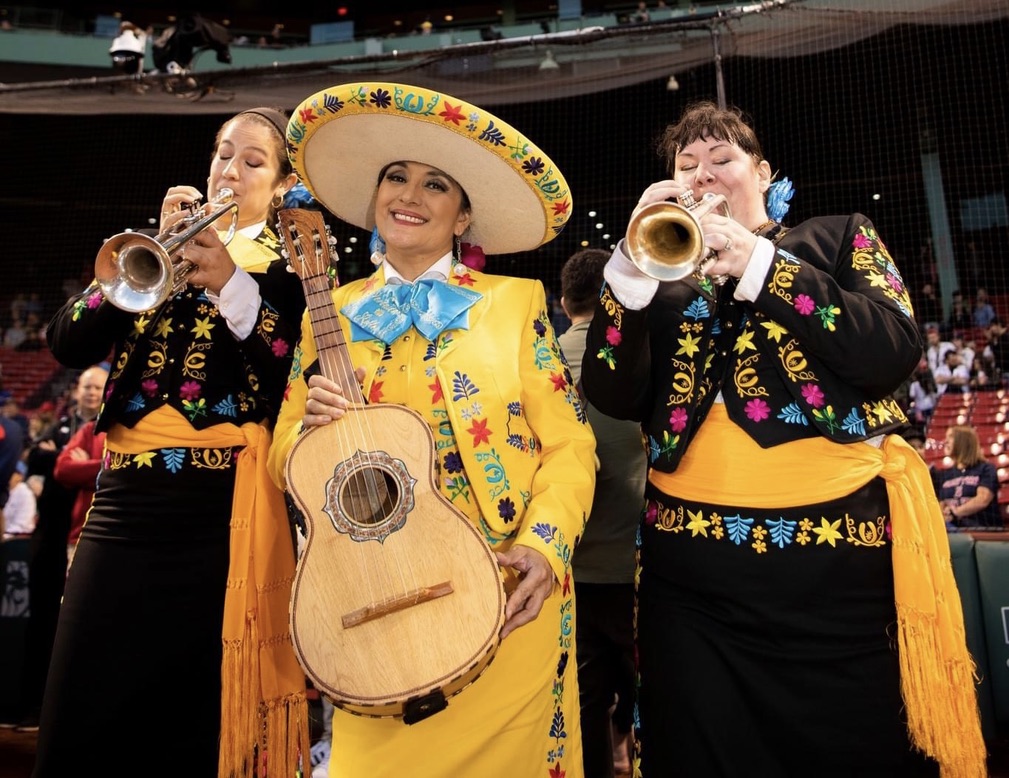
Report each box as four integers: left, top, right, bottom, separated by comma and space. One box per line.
268, 266, 596, 586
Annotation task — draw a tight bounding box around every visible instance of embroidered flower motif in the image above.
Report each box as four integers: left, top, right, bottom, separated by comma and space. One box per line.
272, 338, 289, 358
468, 418, 492, 446
369, 88, 392, 109
852, 232, 873, 250
438, 100, 465, 125
86, 291, 103, 309
605, 326, 621, 346
443, 451, 464, 473
141, 379, 159, 397
522, 156, 545, 176
801, 383, 826, 408
179, 381, 201, 401
794, 294, 815, 315
498, 497, 516, 523
669, 407, 688, 432
645, 501, 658, 526
744, 398, 771, 422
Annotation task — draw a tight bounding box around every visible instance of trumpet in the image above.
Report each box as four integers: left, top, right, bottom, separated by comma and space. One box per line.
95, 188, 239, 313
624, 190, 730, 283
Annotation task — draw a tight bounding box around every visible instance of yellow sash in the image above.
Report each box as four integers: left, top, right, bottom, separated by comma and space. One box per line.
108, 406, 309, 778
648, 404, 986, 778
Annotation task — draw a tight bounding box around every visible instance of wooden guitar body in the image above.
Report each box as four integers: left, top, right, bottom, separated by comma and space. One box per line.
278, 209, 505, 722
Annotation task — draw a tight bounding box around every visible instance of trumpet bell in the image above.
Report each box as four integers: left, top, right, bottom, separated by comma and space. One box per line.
95, 232, 176, 313
93, 188, 237, 313
625, 201, 707, 283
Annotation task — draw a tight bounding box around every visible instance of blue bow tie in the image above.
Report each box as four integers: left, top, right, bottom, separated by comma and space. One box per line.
341, 279, 483, 343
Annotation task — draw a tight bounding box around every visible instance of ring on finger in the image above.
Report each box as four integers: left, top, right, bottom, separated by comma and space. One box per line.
724, 236, 734, 252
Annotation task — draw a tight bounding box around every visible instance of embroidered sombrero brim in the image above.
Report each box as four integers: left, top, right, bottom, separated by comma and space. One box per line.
286, 82, 572, 256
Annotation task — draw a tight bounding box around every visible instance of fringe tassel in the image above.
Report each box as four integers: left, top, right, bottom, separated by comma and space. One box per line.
219, 613, 310, 778
896, 612, 988, 778
219, 616, 259, 778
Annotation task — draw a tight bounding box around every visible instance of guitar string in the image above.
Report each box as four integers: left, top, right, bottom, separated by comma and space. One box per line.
294, 220, 415, 616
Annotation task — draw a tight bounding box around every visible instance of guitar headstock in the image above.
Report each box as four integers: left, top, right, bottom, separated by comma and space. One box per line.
277, 208, 338, 285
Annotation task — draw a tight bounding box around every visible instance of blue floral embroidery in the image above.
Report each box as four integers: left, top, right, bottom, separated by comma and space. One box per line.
777, 402, 810, 425
766, 517, 797, 548
213, 395, 238, 417
841, 407, 867, 436
161, 448, 185, 473
684, 297, 710, 321
451, 371, 479, 401
126, 393, 146, 413
724, 514, 754, 545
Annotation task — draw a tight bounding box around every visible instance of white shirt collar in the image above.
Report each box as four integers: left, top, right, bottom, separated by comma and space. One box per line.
383, 252, 453, 285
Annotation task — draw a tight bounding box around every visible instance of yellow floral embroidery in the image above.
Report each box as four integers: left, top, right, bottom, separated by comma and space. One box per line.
812, 517, 843, 547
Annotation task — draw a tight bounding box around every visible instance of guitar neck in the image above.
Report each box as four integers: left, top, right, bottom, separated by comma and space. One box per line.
303, 274, 365, 406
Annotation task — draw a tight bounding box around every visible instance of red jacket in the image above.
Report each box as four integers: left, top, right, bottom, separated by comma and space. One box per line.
53, 420, 106, 545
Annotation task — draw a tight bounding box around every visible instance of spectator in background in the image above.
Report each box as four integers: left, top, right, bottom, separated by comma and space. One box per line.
12, 364, 107, 733
924, 324, 954, 375
53, 418, 106, 571
3, 317, 28, 349
981, 317, 1009, 387
945, 289, 972, 337
907, 357, 938, 427
934, 425, 1001, 529
3, 467, 43, 539
2, 393, 30, 439
0, 414, 25, 514
913, 281, 943, 331
559, 248, 646, 778
934, 348, 970, 396
972, 286, 996, 329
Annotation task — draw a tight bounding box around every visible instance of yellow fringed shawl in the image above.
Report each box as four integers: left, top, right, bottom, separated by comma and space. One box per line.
648, 404, 987, 778
107, 406, 309, 778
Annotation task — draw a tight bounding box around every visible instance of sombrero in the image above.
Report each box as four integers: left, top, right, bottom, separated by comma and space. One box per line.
286, 81, 572, 256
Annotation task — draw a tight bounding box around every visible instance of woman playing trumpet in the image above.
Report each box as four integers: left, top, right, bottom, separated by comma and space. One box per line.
36, 107, 309, 777
581, 100, 985, 777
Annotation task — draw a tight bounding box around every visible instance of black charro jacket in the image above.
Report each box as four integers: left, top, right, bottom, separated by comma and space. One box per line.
47, 227, 304, 434
582, 214, 922, 472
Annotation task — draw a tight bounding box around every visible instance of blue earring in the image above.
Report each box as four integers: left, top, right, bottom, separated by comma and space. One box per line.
369, 226, 386, 266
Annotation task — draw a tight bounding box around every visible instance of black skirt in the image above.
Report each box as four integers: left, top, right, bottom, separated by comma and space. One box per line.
33, 454, 238, 777
636, 477, 938, 778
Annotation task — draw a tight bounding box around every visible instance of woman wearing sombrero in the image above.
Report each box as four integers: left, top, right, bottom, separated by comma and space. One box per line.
268, 82, 596, 777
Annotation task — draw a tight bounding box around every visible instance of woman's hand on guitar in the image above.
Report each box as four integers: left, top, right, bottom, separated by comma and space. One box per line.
303, 371, 365, 427
495, 545, 556, 640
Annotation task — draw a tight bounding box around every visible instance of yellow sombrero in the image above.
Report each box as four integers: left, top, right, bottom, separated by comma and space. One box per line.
286, 81, 572, 255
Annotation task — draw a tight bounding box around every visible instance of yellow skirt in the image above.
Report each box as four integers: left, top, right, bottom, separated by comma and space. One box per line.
325, 581, 582, 777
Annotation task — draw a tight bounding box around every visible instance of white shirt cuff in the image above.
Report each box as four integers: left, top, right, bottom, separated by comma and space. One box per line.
603, 240, 660, 311
733, 237, 775, 303
206, 267, 261, 340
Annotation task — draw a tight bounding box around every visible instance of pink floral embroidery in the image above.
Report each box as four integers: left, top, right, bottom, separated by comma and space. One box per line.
179, 380, 201, 400
852, 233, 872, 249
669, 407, 688, 432
140, 379, 158, 397
605, 325, 622, 346
794, 294, 815, 315
645, 501, 658, 526
801, 383, 825, 408
86, 291, 103, 309
744, 398, 771, 422
272, 338, 289, 358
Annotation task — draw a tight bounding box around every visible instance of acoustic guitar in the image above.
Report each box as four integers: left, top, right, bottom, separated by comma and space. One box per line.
277, 209, 505, 724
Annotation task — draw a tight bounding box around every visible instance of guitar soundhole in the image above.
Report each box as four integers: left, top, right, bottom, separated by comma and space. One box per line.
340, 467, 400, 526
325, 451, 417, 542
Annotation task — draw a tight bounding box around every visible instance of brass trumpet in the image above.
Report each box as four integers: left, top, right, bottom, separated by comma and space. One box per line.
95, 188, 239, 312
625, 190, 730, 283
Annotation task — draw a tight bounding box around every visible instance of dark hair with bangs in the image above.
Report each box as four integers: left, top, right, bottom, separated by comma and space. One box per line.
657, 100, 765, 173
